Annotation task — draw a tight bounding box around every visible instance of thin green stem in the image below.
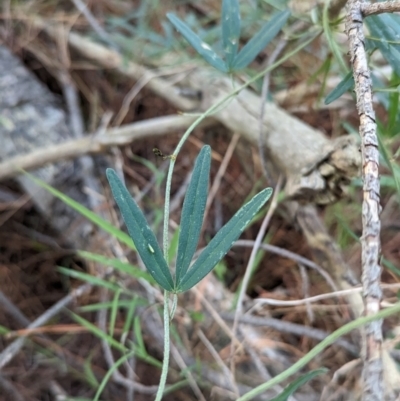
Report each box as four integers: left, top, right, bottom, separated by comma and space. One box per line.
157, 29, 322, 400
162, 30, 321, 258
170, 293, 178, 320
237, 302, 400, 401
155, 291, 171, 401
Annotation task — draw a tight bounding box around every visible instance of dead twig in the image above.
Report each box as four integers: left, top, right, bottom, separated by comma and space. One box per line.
346, 2, 383, 400
233, 240, 338, 291
221, 312, 358, 355
0, 282, 92, 370
69, 0, 119, 51
254, 283, 400, 307
0, 374, 25, 401
362, 1, 400, 16
204, 132, 240, 223
198, 329, 239, 396
0, 115, 214, 182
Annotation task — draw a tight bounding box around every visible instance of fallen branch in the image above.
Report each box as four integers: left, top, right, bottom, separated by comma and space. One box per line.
362, 1, 400, 16
0, 114, 213, 181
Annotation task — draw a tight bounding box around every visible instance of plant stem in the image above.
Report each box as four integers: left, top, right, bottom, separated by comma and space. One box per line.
162, 30, 321, 257
155, 291, 171, 401
158, 28, 322, 401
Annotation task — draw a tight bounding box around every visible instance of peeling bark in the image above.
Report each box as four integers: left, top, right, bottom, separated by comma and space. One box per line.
346, 2, 383, 400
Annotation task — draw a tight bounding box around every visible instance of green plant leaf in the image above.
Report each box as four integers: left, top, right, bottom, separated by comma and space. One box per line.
269, 368, 327, 401
232, 9, 290, 71
366, 14, 400, 77
106, 169, 174, 291
57, 267, 122, 292
175, 145, 211, 285
325, 71, 354, 105
221, 0, 241, 69
167, 13, 228, 72
26, 173, 135, 250
177, 187, 273, 292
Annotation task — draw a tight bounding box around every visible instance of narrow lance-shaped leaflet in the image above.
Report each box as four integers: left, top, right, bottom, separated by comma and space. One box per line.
106, 169, 174, 291
175, 145, 211, 285
177, 187, 273, 292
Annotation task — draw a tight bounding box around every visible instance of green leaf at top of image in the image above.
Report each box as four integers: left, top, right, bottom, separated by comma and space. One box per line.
232, 9, 290, 71
175, 145, 211, 285
366, 14, 400, 77
221, 0, 241, 69
167, 13, 228, 73
269, 368, 327, 401
25, 172, 135, 250
176, 187, 273, 292
106, 169, 174, 291
325, 71, 354, 105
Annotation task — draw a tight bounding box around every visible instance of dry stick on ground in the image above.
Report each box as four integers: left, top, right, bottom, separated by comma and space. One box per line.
233, 240, 338, 291
0, 374, 25, 401
230, 177, 283, 377
69, 0, 119, 51
197, 329, 239, 396
0, 282, 92, 370
346, 2, 383, 400
58, 69, 105, 212
253, 283, 400, 307
361, 1, 400, 16
0, 115, 214, 181
220, 312, 358, 355
203, 132, 240, 223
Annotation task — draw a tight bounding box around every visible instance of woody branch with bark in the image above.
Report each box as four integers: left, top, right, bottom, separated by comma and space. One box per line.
345, 1, 400, 400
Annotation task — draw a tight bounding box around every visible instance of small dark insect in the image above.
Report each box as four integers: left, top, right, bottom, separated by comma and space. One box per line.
153, 148, 176, 160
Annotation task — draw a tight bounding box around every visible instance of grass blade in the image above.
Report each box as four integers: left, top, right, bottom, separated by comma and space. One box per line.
26, 172, 135, 249
232, 9, 290, 71
78, 250, 155, 283
175, 145, 211, 284
221, 0, 241, 69
325, 71, 354, 105
167, 13, 228, 72
177, 188, 273, 292
269, 369, 327, 401
106, 169, 174, 291
58, 267, 121, 292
